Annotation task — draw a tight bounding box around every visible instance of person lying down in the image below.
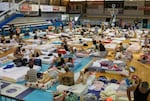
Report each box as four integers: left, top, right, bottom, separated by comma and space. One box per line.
38, 67, 64, 84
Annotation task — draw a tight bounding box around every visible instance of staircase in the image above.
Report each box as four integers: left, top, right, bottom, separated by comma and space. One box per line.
0, 0, 26, 28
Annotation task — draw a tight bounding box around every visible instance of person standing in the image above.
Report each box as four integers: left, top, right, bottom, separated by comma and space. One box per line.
127, 79, 150, 101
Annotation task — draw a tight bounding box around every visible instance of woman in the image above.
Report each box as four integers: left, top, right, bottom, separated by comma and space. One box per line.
99, 41, 106, 52
127, 79, 150, 101
13, 46, 24, 59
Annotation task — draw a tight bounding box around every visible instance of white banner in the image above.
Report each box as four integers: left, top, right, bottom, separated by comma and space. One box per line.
31, 4, 39, 11
41, 5, 52, 12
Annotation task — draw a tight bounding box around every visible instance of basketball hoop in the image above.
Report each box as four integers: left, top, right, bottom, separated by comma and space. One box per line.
108, 4, 118, 27
112, 4, 116, 8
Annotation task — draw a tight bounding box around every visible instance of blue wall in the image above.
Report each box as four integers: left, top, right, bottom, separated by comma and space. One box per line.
0, 14, 24, 28
0, 24, 51, 36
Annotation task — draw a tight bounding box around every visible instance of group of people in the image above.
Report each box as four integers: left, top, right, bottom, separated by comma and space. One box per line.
1, 23, 149, 101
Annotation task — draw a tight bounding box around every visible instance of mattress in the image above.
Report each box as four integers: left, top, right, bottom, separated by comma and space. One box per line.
107, 32, 115, 37
82, 38, 92, 42
111, 40, 122, 44
39, 55, 55, 64
0, 64, 41, 82
57, 74, 95, 96
89, 51, 108, 58
127, 43, 141, 53
88, 59, 128, 76
26, 39, 41, 44
105, 43, 117, 50
112, 38, 126, 41
130, 38, 140, 42
30, 31, 46, 37
0, 43, 18, 47
47, 35, 59, 39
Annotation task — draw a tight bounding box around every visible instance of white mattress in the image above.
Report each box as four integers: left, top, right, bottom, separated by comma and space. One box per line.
0, 43, 18, 47
105, 43, 117, 50
107, 32, 115, 37
127, 43, 141, 53
82, 38, 92, 42
57, 74, 95, 96
39, 55, 55, 64
26, 39, 41, 44
47, 35, 59, 39
112, 38, 126, 41
30, 31, 46, 37
130, 38, 140, 42
0, 64, 41, 82
111, 40, 122, 44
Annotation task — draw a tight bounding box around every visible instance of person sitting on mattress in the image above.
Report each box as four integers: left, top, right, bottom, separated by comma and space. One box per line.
0, 35, 6, 43
66, 57, 74, 68
92, 38, 98, 50
15, 34, 24, 44
50, 54, 65, 69
59, 67, 74, 86
25, 62, 38, 82
115, 49, 123, 60
14, 46, 24, 59
99, 41, 106, 52
119, 43, 124, 53
76, 68, 90, 85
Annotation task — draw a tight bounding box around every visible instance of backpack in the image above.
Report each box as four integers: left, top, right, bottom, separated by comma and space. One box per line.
34, 59, 42, 66
13, 58, 23, 67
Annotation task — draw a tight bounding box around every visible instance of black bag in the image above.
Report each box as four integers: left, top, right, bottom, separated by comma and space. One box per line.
13, 58, 23, 67
83, 43, 88, 46
22, 58, 28, 66
34, 59, 42, 66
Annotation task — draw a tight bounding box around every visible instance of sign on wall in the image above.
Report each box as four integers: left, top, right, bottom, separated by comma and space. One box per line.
0, 2, 66, 12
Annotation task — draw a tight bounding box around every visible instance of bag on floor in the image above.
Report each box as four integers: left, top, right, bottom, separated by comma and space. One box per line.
22, 58, 28, 66
34, 59, 42, 66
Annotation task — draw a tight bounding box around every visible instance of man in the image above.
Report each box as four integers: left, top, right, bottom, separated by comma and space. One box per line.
99, 41, 106, 51
26, 63, 38, 82
127, 80, 150, 101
